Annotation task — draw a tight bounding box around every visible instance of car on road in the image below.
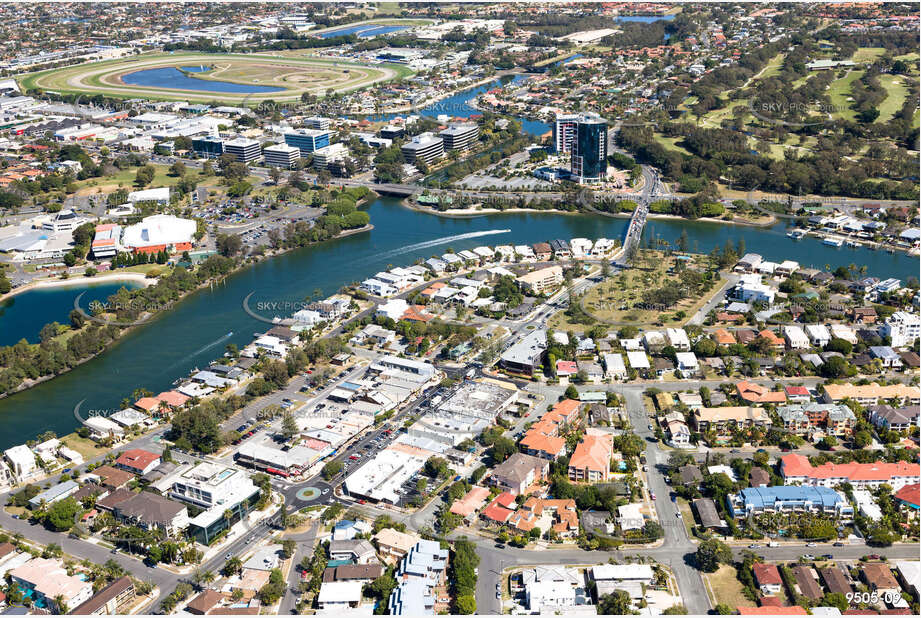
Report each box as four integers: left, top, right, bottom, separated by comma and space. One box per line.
322, 488, 329, 494
349, 455, 358, 460
802, 554, 815, 560
822, 554, 833, 560
650, 492, 656, 500
867, 554, 880, 560
805, 542, 816, 547
833, 542, 843, 547
226, 553, 232, 560
675, 511, 681, 518
749, 544, 761, 549
496, 591, 501, 599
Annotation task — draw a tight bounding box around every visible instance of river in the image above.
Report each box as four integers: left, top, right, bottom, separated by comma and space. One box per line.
0, 77, 916, 449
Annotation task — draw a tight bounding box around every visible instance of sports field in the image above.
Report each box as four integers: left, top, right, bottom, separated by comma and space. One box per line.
18, 52, 411, 104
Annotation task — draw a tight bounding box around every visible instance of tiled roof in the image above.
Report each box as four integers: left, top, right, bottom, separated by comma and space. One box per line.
568, 434, 612, 474
894, 483, 920, 507
737, 381, 787, 404
781, 453, 920, 484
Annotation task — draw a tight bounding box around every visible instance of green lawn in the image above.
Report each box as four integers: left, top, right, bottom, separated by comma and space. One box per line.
827, 70, 864, 121
655, 134, 693, 156
851, 47, 887, 63
758, 53, 786, 79
876, 74, 910, 123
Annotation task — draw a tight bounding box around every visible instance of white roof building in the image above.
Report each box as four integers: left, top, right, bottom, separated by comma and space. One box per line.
127, 187, 171, 204
804, 324, 831, 346
853, 489, 882, 521
626, 351, 650, 369
344, 448, 428, 504
783, 325, 810, 349
4, 445, 37, 479
665, 328, 690, 351
675, 352, 699, 373
121, 214, 195, 252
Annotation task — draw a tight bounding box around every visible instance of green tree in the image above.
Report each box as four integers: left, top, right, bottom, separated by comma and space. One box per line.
44, 498, 80, 532
134, 165, 155, 187
281, 411, 298, 439
821, 592, 848, 612
455, 594, 476, 614
598, 590, 637, 615
695, 539, 731, 572
322, 460, 343, 480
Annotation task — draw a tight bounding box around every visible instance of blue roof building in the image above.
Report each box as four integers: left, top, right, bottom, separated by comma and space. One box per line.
387, 540, 449, 615
727, 485, 853, 518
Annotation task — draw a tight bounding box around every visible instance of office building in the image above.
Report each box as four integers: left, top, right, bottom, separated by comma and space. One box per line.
571, 113, 607, 183
439, 123, 479, 151
553, 113, 579, 153
313, 142, 348, 169
401, 132, 444, 165
283, 129, 330, 155
380, 124, 405, 140
305, 115, 330, 130
168, 462, 261, 544
263, 143, 300, 169
222, 137, 261, 163
191, 136, 224, 159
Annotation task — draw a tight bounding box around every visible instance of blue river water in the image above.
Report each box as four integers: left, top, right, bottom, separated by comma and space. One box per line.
372, 74, 551, 136
0, 280, 141, 346
318, 24, 408, 38
121, 66, 285, 94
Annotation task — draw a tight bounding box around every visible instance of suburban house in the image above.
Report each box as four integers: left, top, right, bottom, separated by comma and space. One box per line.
567, 432, 613, 483
488, 453, 549, 495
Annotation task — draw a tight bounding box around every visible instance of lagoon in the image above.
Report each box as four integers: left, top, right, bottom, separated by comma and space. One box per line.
0, 280, 141, 346
318, 24, 409, 38
120, 66, 285, 94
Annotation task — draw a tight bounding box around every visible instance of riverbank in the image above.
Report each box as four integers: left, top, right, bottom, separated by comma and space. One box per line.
647, 211, 777, 228
401, 196, 575, 218
0, 271, 153, 304
402, 195, 777, 228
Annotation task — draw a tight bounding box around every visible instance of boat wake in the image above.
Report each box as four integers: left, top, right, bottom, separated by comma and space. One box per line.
188, 331, 234, 358
364, 229, 511, 263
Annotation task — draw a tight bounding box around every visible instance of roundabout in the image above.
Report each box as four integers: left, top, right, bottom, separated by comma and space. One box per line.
19, 52, 410, 104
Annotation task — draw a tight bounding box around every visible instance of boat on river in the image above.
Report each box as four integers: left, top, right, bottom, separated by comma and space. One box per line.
822, 236, 844, 247
786, 229, 806, 240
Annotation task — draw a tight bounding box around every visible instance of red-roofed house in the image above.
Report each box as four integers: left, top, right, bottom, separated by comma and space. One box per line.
555, 360, 578, 377
894, 483, 920, 510
449, 486, 490, 521
737, 381, 787, 404
753, 563, 783, 594
784, 386, 811, 403
481, 492, 516, 524
401, 305, 434, 323
134, 397, 162, 414
568, 433, 613, 483
781, 454, 920, 490
114, 449, 161, 475
156, 391, 189, 409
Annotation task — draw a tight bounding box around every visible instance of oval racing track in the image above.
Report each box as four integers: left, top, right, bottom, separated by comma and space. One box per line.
24, 52, 400, 103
